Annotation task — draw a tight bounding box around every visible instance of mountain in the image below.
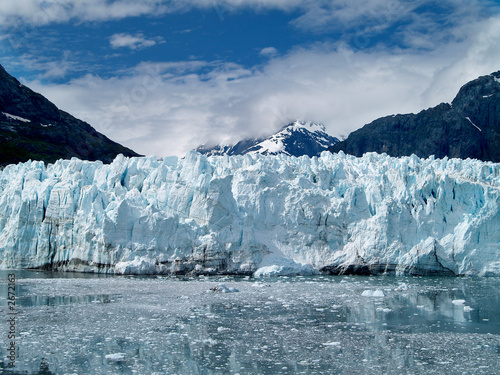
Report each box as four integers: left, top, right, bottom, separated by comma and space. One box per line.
329, 71, 500, 162
0, 151, 498, 276
196, 120, 339, 157
0, 65, 140, 167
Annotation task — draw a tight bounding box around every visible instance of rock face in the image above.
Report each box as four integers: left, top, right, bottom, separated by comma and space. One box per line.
0, 64, 140, 166
0, 151, 498, 276
197, 120, 339, 157
329, 71, 500, 162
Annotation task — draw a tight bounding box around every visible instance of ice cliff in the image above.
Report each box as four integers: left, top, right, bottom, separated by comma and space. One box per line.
0, 151, 498, 276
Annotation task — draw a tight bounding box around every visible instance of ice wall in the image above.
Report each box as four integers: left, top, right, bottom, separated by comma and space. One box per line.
0, 151, 498, 276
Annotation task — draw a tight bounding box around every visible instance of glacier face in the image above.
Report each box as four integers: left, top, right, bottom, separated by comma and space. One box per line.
0, 151, 499, 276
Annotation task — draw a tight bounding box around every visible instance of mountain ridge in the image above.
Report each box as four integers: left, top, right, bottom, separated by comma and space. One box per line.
0, 64, 140, 167
197, 120, 339, 157
329, 71, 500, 162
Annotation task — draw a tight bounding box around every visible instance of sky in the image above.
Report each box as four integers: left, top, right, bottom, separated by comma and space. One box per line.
1, 0, 500, 157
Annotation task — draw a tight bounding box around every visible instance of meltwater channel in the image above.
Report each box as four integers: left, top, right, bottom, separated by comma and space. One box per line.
0, 271, 499, 374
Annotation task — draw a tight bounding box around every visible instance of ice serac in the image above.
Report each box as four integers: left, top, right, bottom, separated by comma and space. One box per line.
0, 151, 499, 276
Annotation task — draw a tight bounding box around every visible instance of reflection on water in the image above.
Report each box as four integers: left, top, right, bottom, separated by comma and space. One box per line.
0, 271, 498, 374
1, 357, 55, 375
14, 293, 122, 307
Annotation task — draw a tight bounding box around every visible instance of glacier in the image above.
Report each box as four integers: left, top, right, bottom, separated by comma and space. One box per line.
0, 151, 498, 276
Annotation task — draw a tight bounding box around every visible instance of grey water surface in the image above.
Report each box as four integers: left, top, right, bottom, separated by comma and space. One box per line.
0, 271, 499, 374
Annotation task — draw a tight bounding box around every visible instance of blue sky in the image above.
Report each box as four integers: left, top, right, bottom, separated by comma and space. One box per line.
1, 0, 500, 156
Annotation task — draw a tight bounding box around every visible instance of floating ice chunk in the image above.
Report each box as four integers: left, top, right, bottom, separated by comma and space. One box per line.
105, 353, 126, 362
322, 341, 341, 346
115, 257, 156, 275
362, 289, 385, 297
254, 254, 317, 277
376, 307, 393, 313
452, 299, 466, 305
203, 339, 218, 346
210, 283, 239, 293
395, 283, 409, 291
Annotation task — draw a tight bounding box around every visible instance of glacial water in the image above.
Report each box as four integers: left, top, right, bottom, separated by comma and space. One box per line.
0, 271, 499, 374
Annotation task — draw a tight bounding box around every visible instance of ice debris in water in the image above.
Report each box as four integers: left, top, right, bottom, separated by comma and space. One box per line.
253, 253, 318, 277
452, 299, 466, 305
362, 289, 385, 297
105, 353, 127, 362
376, 307, 393, 313
322, 341, 341, 346
210, 283, 239, 293
251, 282, 271, 288
395, 283, 409, 291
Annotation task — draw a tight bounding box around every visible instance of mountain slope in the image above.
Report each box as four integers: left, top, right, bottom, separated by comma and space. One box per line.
197, 120, 339, 157
0, 65, 140, 166
329, 71, 500, 162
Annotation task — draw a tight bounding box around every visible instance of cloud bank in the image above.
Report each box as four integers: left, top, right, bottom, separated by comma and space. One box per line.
27, 11, 500, 157
109, 33, 160, 50
0, 0, 492, 33
4, 0, 500, 157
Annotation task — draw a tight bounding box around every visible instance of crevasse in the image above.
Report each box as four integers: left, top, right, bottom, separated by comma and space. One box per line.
0, 151, 498, 276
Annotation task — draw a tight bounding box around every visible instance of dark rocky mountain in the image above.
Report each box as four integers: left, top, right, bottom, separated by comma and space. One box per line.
0, 64, 140, 167
329, 71, 500, 162
197, 120, 339, 157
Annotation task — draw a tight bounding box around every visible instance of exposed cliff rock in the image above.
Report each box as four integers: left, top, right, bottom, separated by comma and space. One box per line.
330, 71, 500, 162
0, 65, 140, 166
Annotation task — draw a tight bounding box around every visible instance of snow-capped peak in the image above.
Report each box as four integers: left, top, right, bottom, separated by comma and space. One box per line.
287, 120, 326, 133
196, 120, 338, 157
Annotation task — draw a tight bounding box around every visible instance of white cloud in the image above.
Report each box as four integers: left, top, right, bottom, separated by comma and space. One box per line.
0, 0, 302, 27
109, 33, 159, 50
0, 0, 490, 30
260, 47, 278, 57
25, 13, 500, 158
0, 0, 162, 26
1, 0, 497, 71
9, 0, 498, 157
4, 51, 76, 79
290, 0, 417, 32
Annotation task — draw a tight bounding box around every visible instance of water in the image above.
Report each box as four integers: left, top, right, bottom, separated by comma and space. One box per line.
0, 271, 499, 374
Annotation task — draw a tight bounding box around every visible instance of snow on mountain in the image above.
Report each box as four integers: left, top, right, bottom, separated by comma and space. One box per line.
0, 151, 499, 276
2, 112, 31, 123
197, 120, 339, 157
